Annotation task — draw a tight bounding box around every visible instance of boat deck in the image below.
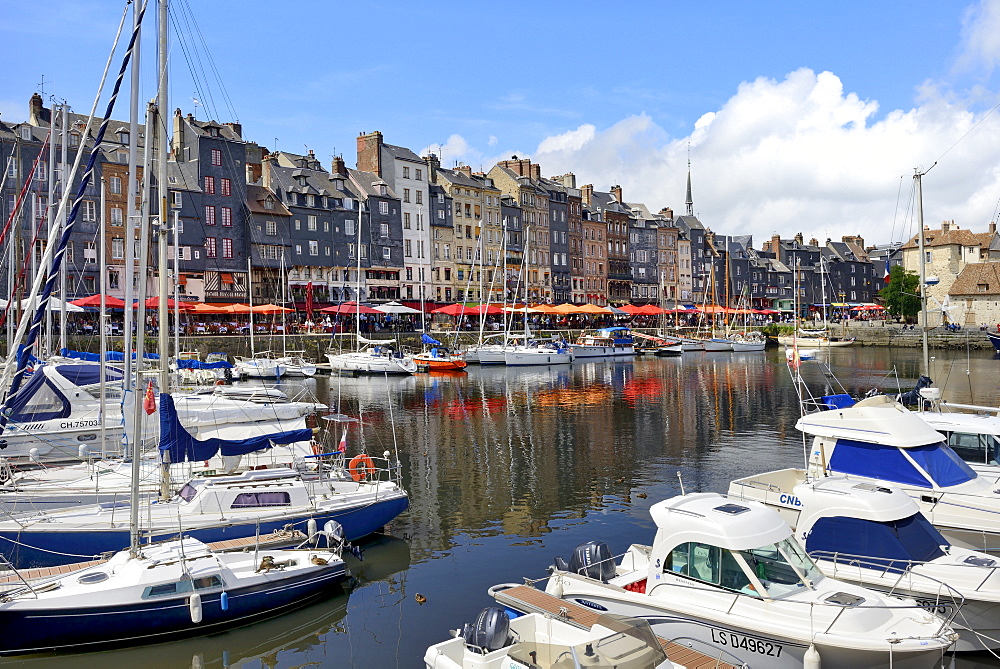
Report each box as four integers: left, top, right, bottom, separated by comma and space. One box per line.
0, 529, 307, 587
493, 584, 738, 669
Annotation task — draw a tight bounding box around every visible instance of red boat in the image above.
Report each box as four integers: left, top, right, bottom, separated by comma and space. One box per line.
414, 347, 468, 372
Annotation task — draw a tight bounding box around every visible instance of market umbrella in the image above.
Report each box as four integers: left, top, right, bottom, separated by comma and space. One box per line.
252, 304, 294, 314
432, 303, 473, 316
71, 294, 126, 308
132, 297, 195, 310
851, 304, 885, 311
617, 304, 644, 315
635, 304, 665, 315
217, 303, 254, 314
574, 304, 613, 314
529, 304, 562, 314
320, 302, 383, 315
550, 303, 582, 314
472, 304, 505, 316
8, 297, 87, 312
375, 301, 423, 315
186, 303, 227, 314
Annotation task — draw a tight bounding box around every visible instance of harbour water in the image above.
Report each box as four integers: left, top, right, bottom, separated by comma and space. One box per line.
15, 346, 1000, 668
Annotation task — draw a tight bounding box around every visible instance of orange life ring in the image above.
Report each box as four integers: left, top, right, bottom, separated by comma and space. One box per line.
348, 453, 376, 481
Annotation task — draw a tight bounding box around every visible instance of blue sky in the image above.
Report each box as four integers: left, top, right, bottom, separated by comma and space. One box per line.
3, 0, 1000, 248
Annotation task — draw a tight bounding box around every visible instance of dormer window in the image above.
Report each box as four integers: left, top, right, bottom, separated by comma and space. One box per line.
379, 185, 387, 196
69, 133, 80, 148
118, 131, 130, 144
264, 198, 274, 211
305, 194, 315, 207
20, 126, 31, 141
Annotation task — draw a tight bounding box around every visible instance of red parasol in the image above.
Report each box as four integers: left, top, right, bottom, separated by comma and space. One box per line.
71, 294, 126, 308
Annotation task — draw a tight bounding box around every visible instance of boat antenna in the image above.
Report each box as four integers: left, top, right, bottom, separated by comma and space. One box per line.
676, 471, 686, 496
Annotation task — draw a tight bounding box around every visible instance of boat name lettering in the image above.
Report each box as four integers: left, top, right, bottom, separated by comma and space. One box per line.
59, 420, 100, 429
915, 598, 952, 616
573, 599, 608, 612
709, 629, 782, 657
778, 493, 802, 507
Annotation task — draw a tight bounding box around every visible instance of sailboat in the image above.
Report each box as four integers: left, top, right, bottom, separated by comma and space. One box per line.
326, 201, 416, 375
0, 3, 350, 654
234, 261, 285, 378
275, 255, 316, 376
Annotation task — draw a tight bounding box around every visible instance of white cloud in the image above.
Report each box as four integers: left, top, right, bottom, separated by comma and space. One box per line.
536, 124, 595, 154
957, 0, 1000, 74
487, 135, 498, 147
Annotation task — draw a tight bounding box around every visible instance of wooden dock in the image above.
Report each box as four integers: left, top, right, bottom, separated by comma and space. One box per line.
492, 584, 739, 669
0, 529, 307, 588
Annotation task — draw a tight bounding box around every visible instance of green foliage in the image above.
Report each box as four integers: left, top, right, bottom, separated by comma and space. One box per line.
879, 265, 921, 321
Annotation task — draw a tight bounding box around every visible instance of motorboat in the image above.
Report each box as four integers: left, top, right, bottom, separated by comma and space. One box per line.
0, 394, 409, 568
729, 331, 767, 352
424, 606, 679, 669
0, 529, 349, 655
777, 333, 855, 348
276, 352, 317, 377
504, 339, 575, 367
542, 492, 958, 668
414, 348, 468, 372
629, 331, 682, 356
326, 338, 417, 375
794, 394, 1000, 553
233, 352, 285, 379
729, 472, 1000, 651
653, 340, 683, 356
570, 327, 636, 359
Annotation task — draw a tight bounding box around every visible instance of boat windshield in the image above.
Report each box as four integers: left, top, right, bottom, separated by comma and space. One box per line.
946, 431, 1000, 466
804, 513, 948, 573
828, 438, 976, 488
733, 538, 824, 599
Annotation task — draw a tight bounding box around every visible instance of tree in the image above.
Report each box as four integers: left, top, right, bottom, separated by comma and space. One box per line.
879, 265, 921, 322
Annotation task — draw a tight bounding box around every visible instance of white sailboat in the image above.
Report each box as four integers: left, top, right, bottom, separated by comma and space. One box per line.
234, 260, 285, 378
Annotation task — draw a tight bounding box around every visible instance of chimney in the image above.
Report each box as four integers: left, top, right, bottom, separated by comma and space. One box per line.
581, 184, 594, 207
423, 153, 440, 183
245, 163, 255, 184
658, 207, 674, 220
941, 220, 950, 233
224, 122, 242, 139
769, 233, 781, 256
611, 185, 623, 204
454, 163, 472, 176
356, 131, 383, 176
530, 163, 541, 180
991, 222, 997, 234
331, 155, 347, 177
554, 172, 576, 188
794, 232, 804, 245
28, 92, 48, 126
809, 237, 818, 247
172, 108, 185, 161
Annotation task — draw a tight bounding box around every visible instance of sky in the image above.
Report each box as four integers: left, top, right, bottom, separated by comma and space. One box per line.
3, 0, 1000, 249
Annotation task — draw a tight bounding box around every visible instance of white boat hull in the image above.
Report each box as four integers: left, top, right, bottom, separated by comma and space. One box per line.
326, 352, 417, 375
234, 358, 285, 378
731, 341, 766, 352
569, 344, 635, 358
504, 348, 574, 366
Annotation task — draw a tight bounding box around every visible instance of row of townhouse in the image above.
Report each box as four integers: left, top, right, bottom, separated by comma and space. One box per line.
1, 94, 906, 314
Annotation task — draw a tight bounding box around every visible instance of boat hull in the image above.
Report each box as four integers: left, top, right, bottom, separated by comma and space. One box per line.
988, 331, 1000, 352
504, 350, 574, 366
325, 352, 417, 375
0, 493, 409, 569
0, 562, 347, 655
569, 345, 636, 358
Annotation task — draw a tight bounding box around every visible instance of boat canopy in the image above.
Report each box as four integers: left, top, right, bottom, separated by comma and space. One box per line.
176, 358, 232, 370
60, 348, 160, 361
158, 394, 313, 462
796, 395, 944, 448
4, 369, 72, 422
649, 493, 789, 551
828, 438, 976, 489
805, 513, 947, 573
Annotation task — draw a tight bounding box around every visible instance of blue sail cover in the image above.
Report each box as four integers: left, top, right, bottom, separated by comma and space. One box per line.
158, 393, 313, 463
60, 348, 160, 361
3, 370, 70, 422
421, 333, 442, 346
55, 364, 123, 387
828, 438, 975, 488
805, 514, 947, 573
176, 359, 232, 370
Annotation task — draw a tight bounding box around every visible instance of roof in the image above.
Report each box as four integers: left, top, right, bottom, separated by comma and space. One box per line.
246, 184, 291, 216
948, 262, 1000, 297
648, 493, 790, 551
436, 167, 497, 191
348, 168, 399, 199
383, 143, 422, 163
901, 226, 997, 251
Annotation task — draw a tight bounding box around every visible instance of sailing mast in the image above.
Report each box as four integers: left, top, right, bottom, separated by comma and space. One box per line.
915, 168, 931, 377
156, 0, 169, 392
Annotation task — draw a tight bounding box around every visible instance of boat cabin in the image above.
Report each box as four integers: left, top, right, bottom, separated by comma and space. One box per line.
645, 493, 825, 600
171, 468, 311, 514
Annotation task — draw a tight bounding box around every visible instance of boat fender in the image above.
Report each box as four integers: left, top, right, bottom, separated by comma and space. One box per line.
78, 444, 91, 460
307, 518, 318, 545
220, 591, 229, 611
803, 643, 821, 669
189, 593, 203, 624
28, 448, 39, 462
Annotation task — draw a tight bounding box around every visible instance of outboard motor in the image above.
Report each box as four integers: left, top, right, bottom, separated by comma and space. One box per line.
553, 541, 615, 582
897, 375, 933, 406
460, 607, 512, 654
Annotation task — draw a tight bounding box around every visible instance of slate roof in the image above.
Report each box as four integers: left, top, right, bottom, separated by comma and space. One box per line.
436, 167, 496, 191
948, 262, 1000, 296
246, 184, 290, 216
384, 143, 422, 163
348, 168, 399, 199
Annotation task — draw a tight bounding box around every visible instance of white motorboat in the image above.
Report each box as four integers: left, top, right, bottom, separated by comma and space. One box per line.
729, 331, 766, 352
570, 327, 636, 359
0, 531, 348, 655
277, 352, 317, 377
730, 472, 1000, 651
543, 492, 957, 668
234, 352, 285, 379
424, 606, 679, 669
504, 343, 574, 366
326, 338, 417, 375
795, 394, 1000, 553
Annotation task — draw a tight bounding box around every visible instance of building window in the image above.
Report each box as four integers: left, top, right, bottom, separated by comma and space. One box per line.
205, 206, 216, 225
415, 168, 422, 181
66, 241, 74, 263
109, 176, 122, 194
295, 244, 302, 255
306, 194, 315, 207
380, 223, 389, 237
382, 247, 391, 259
265, 220, 277, 236
211, 149, 222, 166
220, 178, 231, 197
324, 221, 329, 232
403, 212, 411, 229
82, 200, 96, 222
325, 245, 331, 256
403, 188, 410, 203
111, 207, 123, 226
204, 176, 215, 194
379, 201, 389, 215
402, 167, 410, 179
437, 209, 444, 220
309, 240, 318, 256
84, 241, 97, 263
222, 238, 233, 258
294, 220, 300, 230
404, 239, 412, 257
307, 216, 317, 231
206, 237, 217, 258
415, 191, 423, 205
346, 220, 355, 236
221, 207, 232, 227
437, 192, 444, 204
264, 198, 274, 210
170, 191, 182, 207
111, 237, 124, 260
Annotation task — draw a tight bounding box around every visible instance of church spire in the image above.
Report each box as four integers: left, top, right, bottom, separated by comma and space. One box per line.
685, 155, 694, 217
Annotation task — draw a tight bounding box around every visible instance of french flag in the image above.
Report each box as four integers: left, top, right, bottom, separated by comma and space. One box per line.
883, 260, 891, 283
337, 429, 347, 453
